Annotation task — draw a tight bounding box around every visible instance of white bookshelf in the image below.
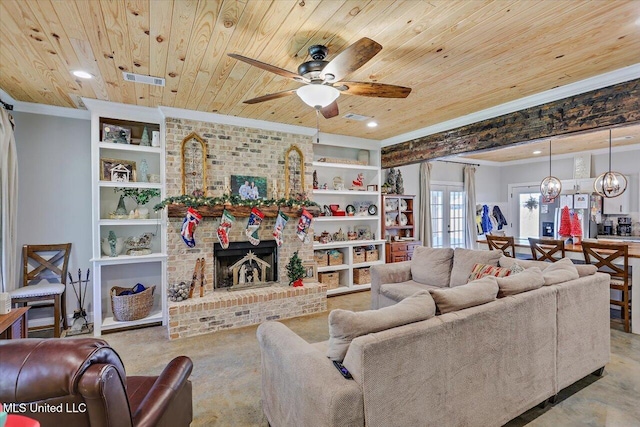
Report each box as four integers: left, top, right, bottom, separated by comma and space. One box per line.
311, 145, 383, 295
85, 99, 167, 336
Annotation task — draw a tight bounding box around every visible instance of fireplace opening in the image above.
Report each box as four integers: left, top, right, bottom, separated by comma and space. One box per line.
213, 240, 277, 291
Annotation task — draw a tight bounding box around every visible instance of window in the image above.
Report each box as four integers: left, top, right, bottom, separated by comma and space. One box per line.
510, 185, 541, 239
431, 184, 466, 248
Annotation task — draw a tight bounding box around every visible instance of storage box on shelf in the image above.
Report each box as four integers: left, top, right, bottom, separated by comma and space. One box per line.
314, 250, 329, 267
353, 267, 371, 285
318, 271, 340, 289
85, 99, 167, 337
310, 143, 383, 295
382, 195, 421, 263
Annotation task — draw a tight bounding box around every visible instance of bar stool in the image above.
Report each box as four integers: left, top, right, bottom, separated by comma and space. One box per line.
528, 237, 565, 262
486, 235, 516, 258
582, 241, 631, 333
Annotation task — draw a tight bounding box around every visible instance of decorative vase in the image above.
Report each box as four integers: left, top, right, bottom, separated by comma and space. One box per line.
101, 237, 125, 257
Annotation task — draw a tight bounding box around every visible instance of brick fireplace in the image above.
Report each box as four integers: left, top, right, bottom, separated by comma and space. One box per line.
164, 117, 326, 339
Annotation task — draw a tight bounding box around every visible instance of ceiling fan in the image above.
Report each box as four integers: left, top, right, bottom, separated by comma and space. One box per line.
228, 37, 411, 119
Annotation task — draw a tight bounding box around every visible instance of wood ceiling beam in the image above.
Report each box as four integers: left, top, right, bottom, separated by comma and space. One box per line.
381, 79, 640, 169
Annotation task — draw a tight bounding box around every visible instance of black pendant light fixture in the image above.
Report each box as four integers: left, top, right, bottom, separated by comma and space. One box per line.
540, 140, 562, 199
594, 129, 627, 198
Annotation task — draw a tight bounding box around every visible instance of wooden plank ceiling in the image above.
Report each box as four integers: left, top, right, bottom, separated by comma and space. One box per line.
1, 0, 639, 140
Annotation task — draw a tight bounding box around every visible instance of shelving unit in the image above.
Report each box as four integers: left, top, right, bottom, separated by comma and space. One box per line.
311, 144, 383, 295
85, 99, 167, 336
382, 195, 421, 263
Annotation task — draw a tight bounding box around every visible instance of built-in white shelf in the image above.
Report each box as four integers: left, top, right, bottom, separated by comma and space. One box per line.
313, 239, 386, 250
101, 309, 163, 331
352, 260, 385, 269
313, 189, 379, 196
312, 161, 379, 171
99, 142, 162, 154
314, 216, 379, 222
99, 219, 161, 226
91, 253, 167, 265
318, 263, 350, 272
99, 181, 162, 189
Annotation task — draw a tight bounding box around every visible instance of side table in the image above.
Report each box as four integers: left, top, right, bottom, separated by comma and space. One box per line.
0, 307, 29, 339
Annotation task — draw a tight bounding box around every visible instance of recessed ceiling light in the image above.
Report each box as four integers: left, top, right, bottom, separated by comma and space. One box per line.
533, 150, 542, 155
367, 122, 378, 128
72, 70, 92, 79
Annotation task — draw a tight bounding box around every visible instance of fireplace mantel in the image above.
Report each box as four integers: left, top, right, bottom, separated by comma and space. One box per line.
167, 203, 320, 218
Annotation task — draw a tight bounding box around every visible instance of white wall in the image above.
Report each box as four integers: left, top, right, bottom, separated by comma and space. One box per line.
12, 111, 92, 321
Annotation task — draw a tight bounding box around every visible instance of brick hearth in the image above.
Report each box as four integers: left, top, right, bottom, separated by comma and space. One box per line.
168, 282, 327, 340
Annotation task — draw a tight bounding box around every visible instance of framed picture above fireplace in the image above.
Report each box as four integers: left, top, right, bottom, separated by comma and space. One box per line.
231, 175, 267, 200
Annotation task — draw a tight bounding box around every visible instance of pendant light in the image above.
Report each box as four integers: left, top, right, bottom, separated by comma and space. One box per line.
594, 129, 627, 198
540, 140, 562, 199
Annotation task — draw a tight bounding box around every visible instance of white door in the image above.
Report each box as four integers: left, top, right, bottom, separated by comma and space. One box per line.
431, 185, 466, 248
510, 184, 541, 238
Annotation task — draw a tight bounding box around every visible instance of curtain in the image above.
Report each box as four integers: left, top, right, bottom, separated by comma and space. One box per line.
0, 108, 18, 293
419, 162, 432, 247
463, 165, 477, 249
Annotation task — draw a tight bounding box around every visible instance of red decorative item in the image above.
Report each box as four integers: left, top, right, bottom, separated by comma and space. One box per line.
571, 211, 583, 244
292, 279, 304, 287
559, 206, 572, 237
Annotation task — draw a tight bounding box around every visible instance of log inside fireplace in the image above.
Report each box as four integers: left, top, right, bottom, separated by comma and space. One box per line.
213, 240, 278, 291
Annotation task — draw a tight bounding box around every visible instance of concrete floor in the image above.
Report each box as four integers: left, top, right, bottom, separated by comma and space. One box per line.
95, 291, 640, 426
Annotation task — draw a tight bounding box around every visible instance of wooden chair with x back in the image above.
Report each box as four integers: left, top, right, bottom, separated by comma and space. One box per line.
10, 243, 72, 337
486, 235, 516, 258
528, 237, 565, 262
582, 241, 631, 333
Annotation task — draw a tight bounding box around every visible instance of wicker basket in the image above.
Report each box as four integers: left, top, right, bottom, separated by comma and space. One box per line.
353, 268, 371, 285
314, 250, 328, 267
365, 249, 379, 262
110, 285, 155, 321
353, 248, 365, 264
318, 272, 340, 289
328, 251, 344, 266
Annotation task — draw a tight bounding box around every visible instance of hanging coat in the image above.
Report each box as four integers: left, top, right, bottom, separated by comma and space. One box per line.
481, 205, 493, 234
492, 206, 508, 230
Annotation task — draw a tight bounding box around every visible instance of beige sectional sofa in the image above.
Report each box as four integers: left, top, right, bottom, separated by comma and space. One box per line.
257, 248, 610, 427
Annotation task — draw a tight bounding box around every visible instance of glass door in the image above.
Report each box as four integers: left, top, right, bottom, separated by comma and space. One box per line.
510, 185, 542, 238
431, 185, 466, 248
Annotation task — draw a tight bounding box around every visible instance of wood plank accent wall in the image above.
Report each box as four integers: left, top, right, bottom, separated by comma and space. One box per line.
381, 79, 640, 168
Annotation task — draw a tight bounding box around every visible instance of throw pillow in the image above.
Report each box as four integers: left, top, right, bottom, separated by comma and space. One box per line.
449, 248, 502, 287
496, 267, 545, 297
410, 246, 454, 287
327, 290, 436, 362
467, 263, 512, 282
508, 263, 526, 275
430, 276, 498, 314
542, 258, 580, 285
499, 255, 550, 271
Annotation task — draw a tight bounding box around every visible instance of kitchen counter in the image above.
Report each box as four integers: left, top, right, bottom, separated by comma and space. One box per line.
478, 236, 640, 335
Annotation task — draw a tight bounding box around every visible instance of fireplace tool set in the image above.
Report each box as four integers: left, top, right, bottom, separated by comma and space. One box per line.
67, 268, 93, 335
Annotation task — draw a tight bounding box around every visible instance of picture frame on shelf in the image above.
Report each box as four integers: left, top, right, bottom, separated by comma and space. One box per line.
101, 158, 137, 182
354, 225, 371, 240
102, 123, 131, 144
302, 261, 318, 283
367, 184, 378, 192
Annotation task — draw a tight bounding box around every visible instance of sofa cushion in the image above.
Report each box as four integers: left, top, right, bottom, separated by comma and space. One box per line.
450, 248, 502, 287
429, 276, 499, 314
542, 258, 579, 285
380, 280, 440, 302
496, 267, 545, 297
499, 255, 597, 278
467, 263, 512, 282
410, 246, 453, 287
327, 290, 436, 361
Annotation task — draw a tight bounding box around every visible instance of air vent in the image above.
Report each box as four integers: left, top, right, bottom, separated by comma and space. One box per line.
122, 72, 165, 87
343, 113, 371, 121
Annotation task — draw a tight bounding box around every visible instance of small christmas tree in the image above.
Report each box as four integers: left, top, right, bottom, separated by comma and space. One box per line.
286, 251, 305, 287
571, 211, 583, 244
559, 206, 572, 238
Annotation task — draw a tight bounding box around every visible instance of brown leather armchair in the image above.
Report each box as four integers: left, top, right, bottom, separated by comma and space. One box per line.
0, 338, 193, 427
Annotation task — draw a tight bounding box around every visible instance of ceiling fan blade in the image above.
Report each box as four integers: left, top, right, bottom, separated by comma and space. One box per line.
337, 81, 411, 98
228, 53, 303, 81
320, 38, 382, 83
242, 89, 298, 104
320, 101, 339, 119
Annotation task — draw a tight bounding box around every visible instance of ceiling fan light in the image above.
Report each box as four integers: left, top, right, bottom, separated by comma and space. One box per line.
594, 171, 627, 198
540, 176, 562, 199
297, 85, 340, 108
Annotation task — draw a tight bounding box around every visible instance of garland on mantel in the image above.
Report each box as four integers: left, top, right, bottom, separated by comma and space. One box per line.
154, 194, 319, 212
